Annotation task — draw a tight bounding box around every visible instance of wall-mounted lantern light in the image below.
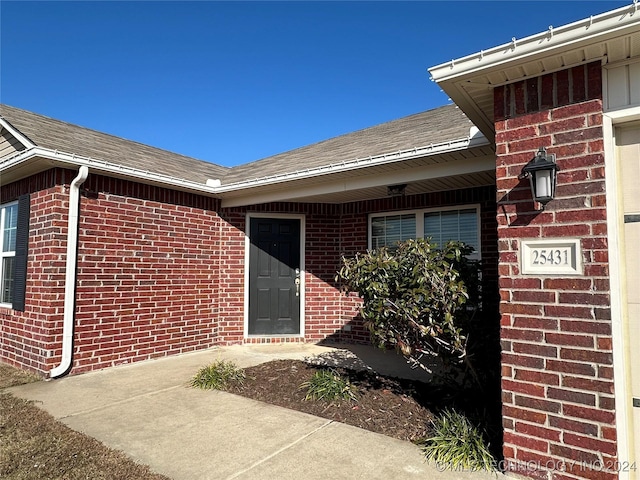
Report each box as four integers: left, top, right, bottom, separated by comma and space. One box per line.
520, 147, 559, 210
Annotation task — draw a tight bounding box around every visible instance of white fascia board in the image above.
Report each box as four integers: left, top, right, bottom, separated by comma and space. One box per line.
216, 133, 489, 193
2, 134, 491, 204
0, 117, 37, 149
429, 3, 640, 83
221, 154, 496, 208
0, 147, 220, 195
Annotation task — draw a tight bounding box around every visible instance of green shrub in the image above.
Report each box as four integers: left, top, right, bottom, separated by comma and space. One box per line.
299, 368, 357, 402
420, 409, 495, 471
336, 238, 481, 385
190, 360, 245, 390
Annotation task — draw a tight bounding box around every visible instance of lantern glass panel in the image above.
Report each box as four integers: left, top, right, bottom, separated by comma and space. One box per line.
535, 170, 552, 199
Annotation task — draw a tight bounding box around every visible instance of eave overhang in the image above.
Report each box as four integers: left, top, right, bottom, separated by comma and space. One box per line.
218, 137, 495, 207
429, 2, 640, 140
1, 133, 493, 207
0, 147, 223, 196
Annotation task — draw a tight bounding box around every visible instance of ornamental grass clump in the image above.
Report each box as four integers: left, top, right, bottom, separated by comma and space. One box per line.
190, 360, 245, 390
299, 368, 358, 402
420, 409, 496, 472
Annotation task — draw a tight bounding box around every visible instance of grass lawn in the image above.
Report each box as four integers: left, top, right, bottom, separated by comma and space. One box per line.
0, 363, 170, 480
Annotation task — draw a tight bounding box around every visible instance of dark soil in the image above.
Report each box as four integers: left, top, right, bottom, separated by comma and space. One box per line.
226, 359, 437, 443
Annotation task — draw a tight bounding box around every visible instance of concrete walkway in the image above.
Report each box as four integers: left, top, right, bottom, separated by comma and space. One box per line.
7, 344, 499, 480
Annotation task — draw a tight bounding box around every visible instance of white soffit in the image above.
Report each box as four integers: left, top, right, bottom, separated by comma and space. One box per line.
429, 2, 640, 139
220, 150, 496, 207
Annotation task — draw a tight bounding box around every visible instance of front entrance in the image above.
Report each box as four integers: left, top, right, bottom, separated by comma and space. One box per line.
247, 216, 302, 335
616, 123, 640, 475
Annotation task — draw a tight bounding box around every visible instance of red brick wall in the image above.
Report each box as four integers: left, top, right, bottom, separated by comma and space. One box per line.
335, 205, 369, 343
215, 209, 246, 344
302, 208, 345, 340
0, 169, 223, 375
72, 174, 221, 373
0, 179, 67, 372
495, 63, 617, 479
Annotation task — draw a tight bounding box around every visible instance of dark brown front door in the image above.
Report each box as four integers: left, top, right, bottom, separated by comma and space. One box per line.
248, 217, 301, 335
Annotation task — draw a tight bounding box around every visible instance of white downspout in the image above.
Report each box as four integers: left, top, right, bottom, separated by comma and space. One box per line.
50, 166, 89, 378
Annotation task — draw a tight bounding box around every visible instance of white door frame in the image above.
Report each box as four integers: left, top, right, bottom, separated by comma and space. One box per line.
604, 106, 640, 479
244, 212, 306, 339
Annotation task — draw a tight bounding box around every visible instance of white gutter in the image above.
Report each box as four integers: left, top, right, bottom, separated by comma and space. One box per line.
215, 131, 489, 192
1, 132, 489, 195
1, 146, 220, 195
50, 166, 89, 378
221, 154, 495, 208
429, 1, 640, 82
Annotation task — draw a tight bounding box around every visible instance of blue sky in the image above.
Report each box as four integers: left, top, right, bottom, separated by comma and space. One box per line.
0, 1, 631, 167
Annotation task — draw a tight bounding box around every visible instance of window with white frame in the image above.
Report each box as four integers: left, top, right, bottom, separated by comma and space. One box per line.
369, 205, 481, 259
0, 202, 18, 304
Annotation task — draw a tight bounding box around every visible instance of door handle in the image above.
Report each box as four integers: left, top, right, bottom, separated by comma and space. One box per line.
295, 268, 301, 297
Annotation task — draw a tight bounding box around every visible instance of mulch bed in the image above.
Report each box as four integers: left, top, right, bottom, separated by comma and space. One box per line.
225, 359, 436, 443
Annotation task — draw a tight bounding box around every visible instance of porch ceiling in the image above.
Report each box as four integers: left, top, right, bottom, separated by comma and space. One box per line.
219, 145, 496, 207
429, 3, 640, 140
269, 171, 496, 205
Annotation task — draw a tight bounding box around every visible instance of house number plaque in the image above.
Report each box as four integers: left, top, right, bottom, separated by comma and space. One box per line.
520, 238, 582, 275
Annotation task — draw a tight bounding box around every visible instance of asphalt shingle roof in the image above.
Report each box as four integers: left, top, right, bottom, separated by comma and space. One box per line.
0, 104, 230, 183
222, 104, 474, 184
1, 103, 474, 186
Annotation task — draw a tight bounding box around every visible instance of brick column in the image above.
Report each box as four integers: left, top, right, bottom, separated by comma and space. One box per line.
495, 63, 618, 480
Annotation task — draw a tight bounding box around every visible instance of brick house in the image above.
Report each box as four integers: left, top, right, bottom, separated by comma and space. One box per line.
0, 103, 498, 377
0, 3, 639, 480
